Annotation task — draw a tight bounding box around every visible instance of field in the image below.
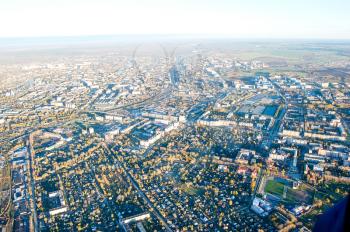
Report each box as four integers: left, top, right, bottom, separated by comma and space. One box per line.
286, 186, 313, 204
264, 178, 313, 204
179, 183, 205, 196
265, 179, 285, 196
232, 45, 350, 65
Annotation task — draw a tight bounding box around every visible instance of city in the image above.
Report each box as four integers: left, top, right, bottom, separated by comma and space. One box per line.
1, 39, 350, 231
1, 0, 350, 231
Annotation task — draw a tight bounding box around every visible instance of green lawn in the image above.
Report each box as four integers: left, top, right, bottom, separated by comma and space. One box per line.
265, 179, 285, 196
265, 179, 313, 203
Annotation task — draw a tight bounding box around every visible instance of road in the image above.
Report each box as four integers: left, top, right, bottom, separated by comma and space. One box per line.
124, 171, 172, 232
0, 130, 33, 144
103, 143, 172, 232
271, 106, 286, 138
262, 76, 288, 147
0, 116, 81, 145
27, 138, 39, 232
250, 168, 264, 206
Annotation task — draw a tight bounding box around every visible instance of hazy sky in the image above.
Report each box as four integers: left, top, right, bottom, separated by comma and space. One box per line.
1, 0, 349, 39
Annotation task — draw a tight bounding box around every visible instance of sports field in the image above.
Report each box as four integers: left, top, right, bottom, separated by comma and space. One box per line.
264, 178, 313, 204
265, 179, 285, 196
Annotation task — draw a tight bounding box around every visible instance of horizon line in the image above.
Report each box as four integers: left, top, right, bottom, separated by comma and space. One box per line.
1, 34, 350, 41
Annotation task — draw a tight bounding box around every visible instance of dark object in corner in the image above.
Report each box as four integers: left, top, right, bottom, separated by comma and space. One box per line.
313, 196, 350, 232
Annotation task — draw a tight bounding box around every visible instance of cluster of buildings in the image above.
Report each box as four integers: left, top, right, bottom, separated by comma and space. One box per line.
0, 43, 350, 232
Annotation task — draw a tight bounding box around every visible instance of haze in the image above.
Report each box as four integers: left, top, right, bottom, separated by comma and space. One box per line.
1, 0, 350, 39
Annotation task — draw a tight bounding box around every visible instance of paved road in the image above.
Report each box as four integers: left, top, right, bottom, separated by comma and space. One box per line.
103, 143, 172, 232
27, 139, 39, 232
124, 171, 172, 232
0, 117, 80, 145
0, 130, 32, 144
262, 77, 288, 147
271, 107, 286, 138
250, 168, 264, 206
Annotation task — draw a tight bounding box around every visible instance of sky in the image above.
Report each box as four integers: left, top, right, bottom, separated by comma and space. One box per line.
0, 0, 349, 39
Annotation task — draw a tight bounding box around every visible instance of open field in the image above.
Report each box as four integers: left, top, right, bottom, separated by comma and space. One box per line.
264, 178, 313, 204
179, 183, 205, 196
265, 179, 285, 196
